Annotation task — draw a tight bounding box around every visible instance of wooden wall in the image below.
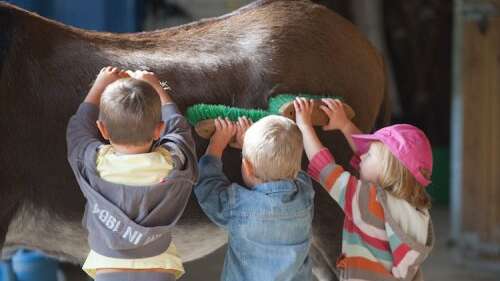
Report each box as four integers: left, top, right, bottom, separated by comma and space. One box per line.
453, 0, 500, 262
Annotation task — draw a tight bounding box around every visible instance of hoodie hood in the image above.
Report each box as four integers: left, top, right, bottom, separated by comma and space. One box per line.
377, 188, 434, 280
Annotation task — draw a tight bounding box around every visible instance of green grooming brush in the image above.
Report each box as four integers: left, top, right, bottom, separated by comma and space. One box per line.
186, 93, 355, 140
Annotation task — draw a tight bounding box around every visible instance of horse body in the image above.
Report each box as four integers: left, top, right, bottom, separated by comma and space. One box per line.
0, 1, 388, 279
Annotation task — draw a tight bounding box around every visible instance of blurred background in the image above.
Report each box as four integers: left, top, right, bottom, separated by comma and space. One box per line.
0, 0, 498, 280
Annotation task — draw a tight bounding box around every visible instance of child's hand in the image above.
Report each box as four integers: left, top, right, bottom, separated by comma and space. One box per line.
293, 97, 314, 130
85, 66, 128, 105
127, 70, 161, 87
127, 70, 173, 104
93, 66, 128, 91
233, 117, 252, 149
320, 99, 351, 131
206, 118, 237, 158
293, 97, 328, 160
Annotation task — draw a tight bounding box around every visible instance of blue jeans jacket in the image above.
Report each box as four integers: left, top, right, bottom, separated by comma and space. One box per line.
194, 155, 314, 281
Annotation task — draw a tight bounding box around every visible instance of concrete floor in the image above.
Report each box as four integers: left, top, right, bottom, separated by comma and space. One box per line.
421, 207, 499, 281
61, 206, 499, 281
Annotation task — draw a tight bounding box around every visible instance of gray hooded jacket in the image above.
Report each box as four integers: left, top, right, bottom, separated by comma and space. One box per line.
66, 102, 197, 259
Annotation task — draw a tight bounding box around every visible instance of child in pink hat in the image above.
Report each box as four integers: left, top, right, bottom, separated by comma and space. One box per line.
294, 98, 434, 281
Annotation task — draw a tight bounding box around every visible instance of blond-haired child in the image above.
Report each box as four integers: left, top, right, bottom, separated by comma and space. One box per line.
294, 98, 434, 281
194, 115, 314, 281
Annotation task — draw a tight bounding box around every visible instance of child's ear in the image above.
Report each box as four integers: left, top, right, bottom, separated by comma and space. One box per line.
242, 158, 255, 178
96, 120, 110, 140
153, 121, 166, 141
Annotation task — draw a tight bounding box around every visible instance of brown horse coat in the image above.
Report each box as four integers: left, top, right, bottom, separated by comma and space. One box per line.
0, 1, 388, 280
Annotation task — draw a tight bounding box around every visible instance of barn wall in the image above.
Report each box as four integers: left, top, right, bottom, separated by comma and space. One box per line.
452, 0, 500, 268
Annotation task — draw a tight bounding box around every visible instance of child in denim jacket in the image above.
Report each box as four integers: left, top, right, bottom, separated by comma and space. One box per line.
194, 116, 314, 281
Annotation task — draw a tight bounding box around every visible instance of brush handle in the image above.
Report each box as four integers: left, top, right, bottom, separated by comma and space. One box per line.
194, 119, 241, 148
194, 119, 217, 140
279, 100, 355, 126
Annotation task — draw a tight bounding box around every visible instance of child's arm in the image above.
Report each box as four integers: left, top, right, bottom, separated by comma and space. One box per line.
320, 98, 362, 153
67, 67, 127, 164
126, 70, 173, 105
194, 118, 237, 228
232, 116, 252, 149
293, 98, 327, 159
205, 118, 237, 158
129, 70, 196, 173
320, 98, 364, 169
85, 67, 129, 106
294, 98, 365, 215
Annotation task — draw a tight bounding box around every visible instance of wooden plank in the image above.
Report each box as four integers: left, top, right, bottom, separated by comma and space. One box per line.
461, 19, 486, 240
460, 1, 500, 248
490, 17, 500, 244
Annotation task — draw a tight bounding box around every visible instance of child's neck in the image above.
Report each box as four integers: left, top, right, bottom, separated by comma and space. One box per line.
111, 142, 153, 154
243, 176, 263, 188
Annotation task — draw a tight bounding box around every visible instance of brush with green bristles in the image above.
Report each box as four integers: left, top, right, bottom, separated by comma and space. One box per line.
186, 93, 355, 140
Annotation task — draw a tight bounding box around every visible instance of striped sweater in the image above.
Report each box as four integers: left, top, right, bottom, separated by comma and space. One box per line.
308, 149, 434, 281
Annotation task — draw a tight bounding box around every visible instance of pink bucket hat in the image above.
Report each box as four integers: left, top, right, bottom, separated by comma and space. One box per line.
351, 124, 433, 187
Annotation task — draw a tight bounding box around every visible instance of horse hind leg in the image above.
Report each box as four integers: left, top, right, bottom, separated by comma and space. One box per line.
311, 182, 344, 281
311, 242, 339, 281
0, 199, 20, 259
4, 203, 89, 264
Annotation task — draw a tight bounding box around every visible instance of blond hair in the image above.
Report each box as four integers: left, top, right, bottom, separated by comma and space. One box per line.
242, 115, 303, 182
99, 78, 161, 145
372, 142, 432, 210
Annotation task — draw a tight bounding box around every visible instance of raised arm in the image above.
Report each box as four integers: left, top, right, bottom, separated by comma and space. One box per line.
67, 67, 128, 164
85, 67, 129, 106
126, 70, 196, 171
320, 98, 362, 153
126, 70, 191, 144
126, 70, 173, 106
194, 118, 237, 228
295, 98, 364, 214
294, 98, 327, 160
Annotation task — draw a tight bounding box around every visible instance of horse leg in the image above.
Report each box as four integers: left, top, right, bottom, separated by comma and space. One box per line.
310, 182, 343, 281
0, 199, 20, 259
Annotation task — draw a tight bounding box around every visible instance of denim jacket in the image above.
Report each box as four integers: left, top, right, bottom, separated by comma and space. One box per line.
194, 155, 314, 281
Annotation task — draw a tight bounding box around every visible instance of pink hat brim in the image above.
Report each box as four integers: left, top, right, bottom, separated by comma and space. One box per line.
352, 132, 433, 187
351, 134, 382, 155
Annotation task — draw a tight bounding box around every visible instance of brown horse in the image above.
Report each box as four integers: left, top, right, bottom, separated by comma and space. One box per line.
0, 1, 389, 280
